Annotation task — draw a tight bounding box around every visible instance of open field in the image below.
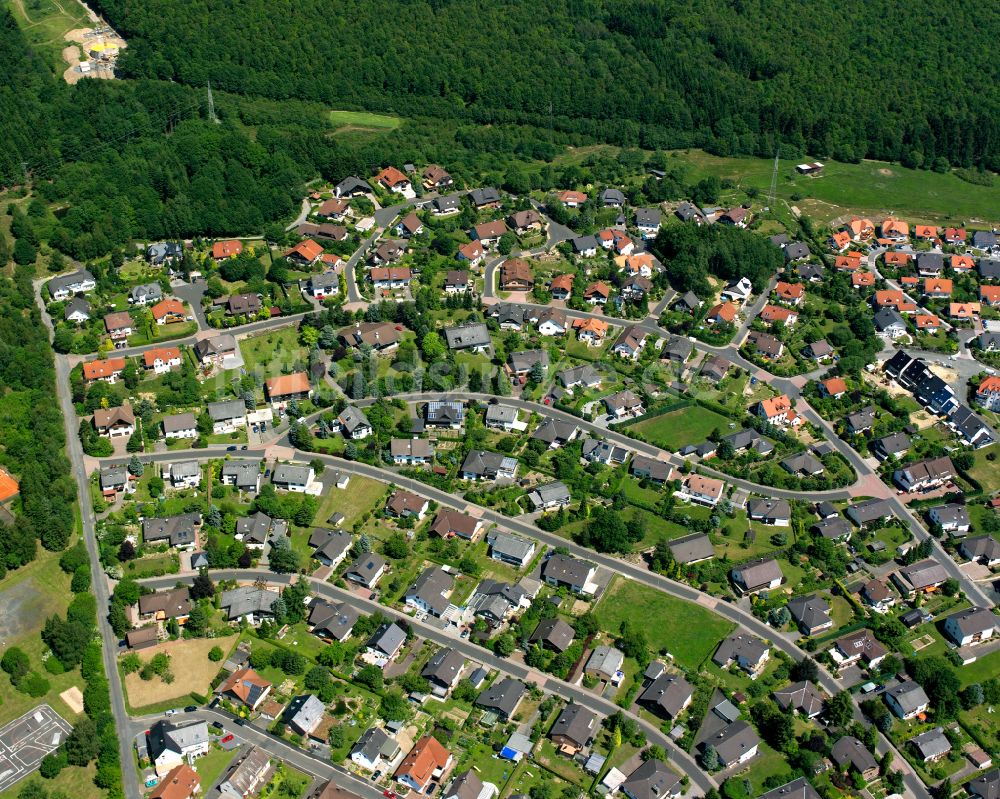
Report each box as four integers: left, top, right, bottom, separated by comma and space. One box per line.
628, 405, 732, 451
315, 474, 387, 529
0, 549, 87, 727
968, 444, 1000, 494
555, 146, 1000, 227
329, 110, 402, 131
123, 635, 237, 710
240, 326, 308, 376
4, 0, 91, 72
593, 577, 734, 669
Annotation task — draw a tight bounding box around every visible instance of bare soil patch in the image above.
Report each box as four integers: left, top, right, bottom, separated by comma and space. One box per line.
123, 635, 237, 709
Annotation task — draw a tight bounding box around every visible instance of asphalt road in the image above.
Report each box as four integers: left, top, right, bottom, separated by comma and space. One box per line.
33, 284, 143, 799
140, 569, 718, 792
128, 707, 385, 799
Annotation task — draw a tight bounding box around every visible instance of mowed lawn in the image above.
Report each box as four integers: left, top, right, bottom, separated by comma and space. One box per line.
240, 327, 308, 376
629, 405, 732, 451
315, 474, 388, 529
594, 577, 735, 670
124, 636, 237, 710
968, 444, 1000, 494
329, 110, 402, 130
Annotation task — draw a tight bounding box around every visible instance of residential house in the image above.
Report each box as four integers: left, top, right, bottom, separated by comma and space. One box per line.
748, 499, 791, 526
499, 259, 534, 290
445, 270, 472, 294
667, 534, 714, 565
350, 727, 397, 772
404, 567, 456, 618
773, 681, 824, 718
635, 207, 661, 239
308, 599, 360, 642
585, 646, 624, 684
207, 399, 247, 434
527, 481, 572, 510
846, 498, 893, 527
149, 765, 200, 799
487, 531, 536, 568
395, 736, 453, 794
638, 674, 694, 720
508, 210, 543, 235
93, 404, 135, 438
219, 586, 279, 623
484, 404, 520, 432
549, 704, 599, 754
338, 406, 373, 439
64, 296, 91, 323
264, 372, 311, 408
194, 334, 237, 367
910, 728, 951, 764
942, 608, 996, 647
220, 460, 261, 493
747, 331, 784, 360
677, 474, 724, 507
424, 400, 465, 430
460, 450, 518, 481
961, 536, 1000, 567
621, 760, 681, 799
713, 634, 770, 676
144, 347, 182, 375
572, 317, 608, 345
604, 390, 643, 418
832, 737, 879, 781
309, 529, 353, 568
731, 559, 783, 595
218, 747, 271, 799
631, 455, 674, 484
104, 311, 133, 345
422, 648, 465, 696
787, 595, 833, 635
535, 307, 568, 336
147, 720, 210, 776
345, 554, 388, 589
860, 580, 896, 613
892, 558, 949, 596
541, 552, 596, 594
430, 510, 484, 541
367, 622, 407, 664
271, 463, 314, 493
612, 326, 648, 360
444, 322, 492, 353
475, 678, 527, 720
893, 456, 954, 492
831, 629, 887, 669
386, 489, 429, 520
705, 721, 760, 767
928, 503, 970, 535
529, 618, 576, 653
82, 357, 126, 384
390, 438, 435, 465
48, 269, 96, 301
167, 460, 201, 489
217, 668, 272, 711
142, 513, 199, 549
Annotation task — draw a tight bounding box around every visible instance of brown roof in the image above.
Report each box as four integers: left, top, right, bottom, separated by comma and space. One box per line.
218, 667, 271, 704
473, 220, 507, 239
285, 239, 325, 262
387, 490, 426, 515
151, 299, 185, 321
93, 404, 135, 429
500, 259, 533, 287
431, 510, 481, 538
394, 736, 451, 789
150, 765, 200, 799
265, 372, 310, 398
104, 311, 133, 331
83, 358, 126, 381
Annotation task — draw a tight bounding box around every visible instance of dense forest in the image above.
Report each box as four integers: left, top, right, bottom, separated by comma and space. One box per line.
85, 0, 1000, 170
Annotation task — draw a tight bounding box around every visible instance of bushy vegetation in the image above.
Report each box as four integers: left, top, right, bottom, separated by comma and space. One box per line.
85, 0, 1000, 172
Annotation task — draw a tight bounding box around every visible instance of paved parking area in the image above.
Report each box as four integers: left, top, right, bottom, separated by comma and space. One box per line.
0, 705, 72, 792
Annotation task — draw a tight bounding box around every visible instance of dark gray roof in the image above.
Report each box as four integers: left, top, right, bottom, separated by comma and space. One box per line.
528, 617, 575, 652
142, 513, 199, 547
910, 727, 951, 761
366, 622, 407, 656
476, 677, 526, 718
773, 681, 824, 717
713, 633, 769, 667
639, 674, 693, 718
966, 768, 1000, 799
668, 533, 714, 564
531, 418, 577, 445
748, 498, 790, 520
542, 552, 594, 587
550, 704, 599, 747
708, 720, 760, 765
339, 405, 371, 434
346, 553, 387, 585
832, 736, 877, 773
405, 567, 455, 615
756, 779, 821, 799
872, 431, 911, 456
219, 585, 279, 619
308, 599, 360, 641
488, 531, 535, 562
787, 594, 832, 631
445, 323, 491, 350
469, 187, 501, 206
208, 398, 246, 421
886, 680, 930, 714
874, 307, 906, 331
422, 648, 465, 687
